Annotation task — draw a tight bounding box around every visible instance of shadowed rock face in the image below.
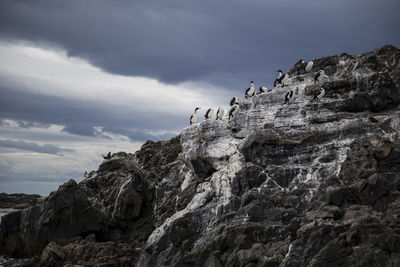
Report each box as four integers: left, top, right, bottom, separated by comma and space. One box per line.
0, 180, 105, 257
1, 45, 400, 266
0, 193, 42, 210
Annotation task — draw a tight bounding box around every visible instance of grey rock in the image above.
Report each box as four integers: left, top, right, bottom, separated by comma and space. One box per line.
0, 193, 43, 210
0, 179, 105, 257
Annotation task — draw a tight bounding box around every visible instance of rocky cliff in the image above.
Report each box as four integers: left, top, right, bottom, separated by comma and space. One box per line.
1, 45, 400, 267
0, 193, 43, 210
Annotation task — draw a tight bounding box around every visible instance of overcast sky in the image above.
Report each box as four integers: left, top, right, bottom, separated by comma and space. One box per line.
0, 0, 399, 195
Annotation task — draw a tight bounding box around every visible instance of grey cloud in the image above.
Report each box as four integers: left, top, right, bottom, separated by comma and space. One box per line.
0, 0, 399, 90
0, 175, 76, 183
0, 120, 51, 129
100, 126, 178, 142
0, 139, 75, 155
0, 179, 70, 195
0, 85, 183, 141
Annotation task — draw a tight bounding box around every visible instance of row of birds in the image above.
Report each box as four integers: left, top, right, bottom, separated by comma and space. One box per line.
190, 59, 326, 125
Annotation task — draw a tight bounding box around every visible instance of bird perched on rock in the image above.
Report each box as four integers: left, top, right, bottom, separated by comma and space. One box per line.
190, 107, 200, 125
274, 70, 289, 87
305, 60, 314, 72
229, 105, 239, 121
314, 70, 327, 83
274, 70, 283, 87
229, 96, 240, 120
314, 70, 321, 83
102, 152, 111, 159
311, 87, 326, 102
204, 108, 214, 120
294, 59, 305, 70
259, 86, 268, 94
245, 81, 256, 98
230, 96, 239, 106
216, 107, 224, 120
283, 89, 294, 104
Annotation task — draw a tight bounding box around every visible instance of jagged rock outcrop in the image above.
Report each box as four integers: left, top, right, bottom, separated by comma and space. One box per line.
0, 180, 106, 257
36, 239, 140, 267
0, 193, 43, 210
1, 45, 400, 266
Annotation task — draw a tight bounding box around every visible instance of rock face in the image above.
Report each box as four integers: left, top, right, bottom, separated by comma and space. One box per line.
1, 45, 400, 266
0, 193, 43, 209
0, 180, 105, 257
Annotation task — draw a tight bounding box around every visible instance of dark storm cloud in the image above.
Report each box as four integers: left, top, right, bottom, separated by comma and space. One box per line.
1, 0, 399, 92
0, 85, 182, 141
0, 139, 75, 155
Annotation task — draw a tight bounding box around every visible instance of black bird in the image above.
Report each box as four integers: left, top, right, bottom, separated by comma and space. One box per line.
283, 90, 294, 104
259, 86, 268, 94
102, 152, 111, 159
311, 87, 326, 102
274, 70, 289, 87
274, 70, 283, 87
216, 107, 224, 120
314, 70, 325, 83
230, 97, 239, 106
204, 108, 214, 119
190, 107, 200, 125
229, 105, 238, 120
295, 59, 305, 66
245, 81, 256, 98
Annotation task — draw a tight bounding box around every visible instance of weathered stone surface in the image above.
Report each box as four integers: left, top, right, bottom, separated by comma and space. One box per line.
37, 240, 140, 267
0, 179, 105, 257
1, 45, 400, 266
0, 193, 43, 210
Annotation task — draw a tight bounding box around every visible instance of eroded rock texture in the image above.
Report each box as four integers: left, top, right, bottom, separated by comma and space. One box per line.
0, 193, 43, 210
1, 45, 400, 266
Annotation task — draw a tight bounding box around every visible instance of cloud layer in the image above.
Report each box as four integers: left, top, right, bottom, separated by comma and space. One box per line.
1, 0, 399, 88
0, 139, 74, 155
0, 42, 231, 139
